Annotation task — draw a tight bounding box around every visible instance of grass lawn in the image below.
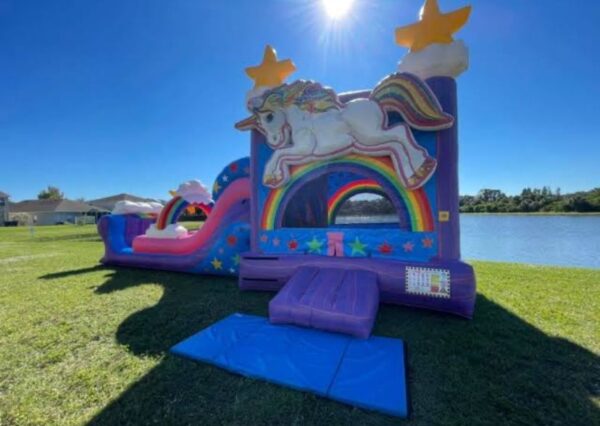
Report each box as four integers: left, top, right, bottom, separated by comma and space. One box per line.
0, 225, 598, 425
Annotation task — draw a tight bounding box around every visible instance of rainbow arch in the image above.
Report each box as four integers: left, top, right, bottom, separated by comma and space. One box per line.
327, 179, 388, 225
156, 196, 212, 230
261, 155, 435, 232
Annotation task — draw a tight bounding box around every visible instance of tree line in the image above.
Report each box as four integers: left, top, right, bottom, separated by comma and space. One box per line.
337, 196, 396, 216
460, 187, 600, 213
338, 187, 600, 216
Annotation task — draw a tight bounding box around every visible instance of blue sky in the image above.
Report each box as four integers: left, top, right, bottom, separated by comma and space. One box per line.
1, 0, 599, 201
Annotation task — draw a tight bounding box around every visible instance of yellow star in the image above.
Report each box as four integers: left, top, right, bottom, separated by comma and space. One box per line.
395, 0, 471, 52
210, 258, 222, 270
245, 45, 296, 88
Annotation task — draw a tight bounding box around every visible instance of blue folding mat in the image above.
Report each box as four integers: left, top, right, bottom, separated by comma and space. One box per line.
170, 313, 408, 417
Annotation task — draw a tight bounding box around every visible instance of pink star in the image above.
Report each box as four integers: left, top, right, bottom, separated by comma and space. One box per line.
260, 234, 268, 243
273, 237, 280, 246
403, 241, 414, 252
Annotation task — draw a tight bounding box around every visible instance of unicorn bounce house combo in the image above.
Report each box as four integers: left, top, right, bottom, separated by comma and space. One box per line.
98, 0, 474, 417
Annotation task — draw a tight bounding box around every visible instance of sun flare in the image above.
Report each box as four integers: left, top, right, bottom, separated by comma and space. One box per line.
322, 0, 354, 20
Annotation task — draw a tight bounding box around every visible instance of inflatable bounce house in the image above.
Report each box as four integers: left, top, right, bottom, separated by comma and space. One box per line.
98, 0, 475, 417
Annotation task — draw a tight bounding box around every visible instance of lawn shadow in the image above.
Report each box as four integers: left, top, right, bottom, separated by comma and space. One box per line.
32, 232, 101, 243
83, 267, 599, 425
40, 265, 107, 280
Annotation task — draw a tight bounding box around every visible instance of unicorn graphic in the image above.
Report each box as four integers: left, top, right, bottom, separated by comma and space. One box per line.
235, 73, 454, 189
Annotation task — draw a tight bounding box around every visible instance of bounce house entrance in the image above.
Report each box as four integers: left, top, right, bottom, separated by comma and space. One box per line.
280, 170, 412, 232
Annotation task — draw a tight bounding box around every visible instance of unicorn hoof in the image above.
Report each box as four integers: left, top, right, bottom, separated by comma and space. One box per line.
263, 174, 284, 188
416, 157, 437, 178
407, 158, 437, 189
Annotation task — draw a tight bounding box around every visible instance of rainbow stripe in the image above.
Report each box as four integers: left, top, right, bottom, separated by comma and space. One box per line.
327, 179, 387, 224
261, 155, 434, 232
156, 196, 189, 230
156, 196, 213, 229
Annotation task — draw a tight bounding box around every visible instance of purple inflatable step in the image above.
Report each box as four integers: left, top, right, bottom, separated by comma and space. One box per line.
269, 267, 379, 338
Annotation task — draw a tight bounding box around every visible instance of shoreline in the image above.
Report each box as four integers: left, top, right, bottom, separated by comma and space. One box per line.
459, 212, 600, 216
467, 259, 599, 271
337, 212, 600, 217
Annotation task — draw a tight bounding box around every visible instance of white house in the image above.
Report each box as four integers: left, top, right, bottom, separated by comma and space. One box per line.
9, 199, 108, 226
88, 193, 156, 212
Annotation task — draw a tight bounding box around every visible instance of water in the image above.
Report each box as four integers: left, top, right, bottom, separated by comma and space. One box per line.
461, 215, 600, 269
336, 214, 600, 268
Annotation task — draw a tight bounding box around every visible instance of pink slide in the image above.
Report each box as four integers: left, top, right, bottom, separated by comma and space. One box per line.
132, 178, 250, 255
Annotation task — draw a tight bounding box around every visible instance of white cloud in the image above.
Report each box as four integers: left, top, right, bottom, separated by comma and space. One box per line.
174, 180, 213, 205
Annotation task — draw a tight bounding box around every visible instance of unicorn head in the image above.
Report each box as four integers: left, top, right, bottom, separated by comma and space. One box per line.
235, 81, 341, 149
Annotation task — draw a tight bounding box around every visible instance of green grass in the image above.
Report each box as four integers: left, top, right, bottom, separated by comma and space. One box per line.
177, 220, 203, 230
0, 225, 598, 425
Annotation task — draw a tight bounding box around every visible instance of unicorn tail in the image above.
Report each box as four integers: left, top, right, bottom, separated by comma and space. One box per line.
370, 73, 454, 131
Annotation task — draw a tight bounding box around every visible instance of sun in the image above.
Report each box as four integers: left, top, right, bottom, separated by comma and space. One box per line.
322, 0, 354, 20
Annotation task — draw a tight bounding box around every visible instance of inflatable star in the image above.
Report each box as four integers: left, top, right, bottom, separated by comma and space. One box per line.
211, 258, 222, 270
349, 237, 367, 256
307, 237, 323, 253
395, 0, 471, 52
245, 45, 296, 88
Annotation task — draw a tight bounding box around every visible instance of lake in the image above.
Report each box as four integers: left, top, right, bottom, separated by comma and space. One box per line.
336, 214, 600, 269
461, 214, 600, 269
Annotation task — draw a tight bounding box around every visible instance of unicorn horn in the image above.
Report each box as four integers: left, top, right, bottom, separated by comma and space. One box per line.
234, 115, 258, 131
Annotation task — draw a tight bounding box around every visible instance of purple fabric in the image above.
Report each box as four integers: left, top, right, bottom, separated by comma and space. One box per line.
427, 77, 461, 260
241, 254, 476, 318
269, 267, 379, 338
124, 216, 155, 247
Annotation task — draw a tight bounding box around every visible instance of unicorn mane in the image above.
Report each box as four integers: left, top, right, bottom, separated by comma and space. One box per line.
249, 81, 341, 114
370, 72, 454, 130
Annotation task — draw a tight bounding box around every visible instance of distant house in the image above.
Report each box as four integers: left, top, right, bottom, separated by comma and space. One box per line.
0, 191, 9, 225
87, 193, 155, 212
8, 199, 109, 226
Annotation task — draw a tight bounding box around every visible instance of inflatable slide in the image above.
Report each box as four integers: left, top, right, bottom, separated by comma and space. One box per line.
97, 158, 251, 275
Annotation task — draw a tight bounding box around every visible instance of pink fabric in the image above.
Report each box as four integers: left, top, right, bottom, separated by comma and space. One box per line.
327, 232, 345, 257
132, 178, 250, 255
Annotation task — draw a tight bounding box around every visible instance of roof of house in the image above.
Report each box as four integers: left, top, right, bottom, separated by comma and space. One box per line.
9, 199, 109, 213
87, 193, 153, 205
0, 191, 9, 198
